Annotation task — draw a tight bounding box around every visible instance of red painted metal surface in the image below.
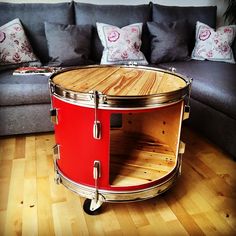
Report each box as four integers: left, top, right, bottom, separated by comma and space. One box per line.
52, 96, 181, 191
53, 96, 110, 188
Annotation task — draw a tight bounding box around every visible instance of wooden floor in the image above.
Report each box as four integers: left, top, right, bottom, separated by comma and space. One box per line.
0, 127, 235, 235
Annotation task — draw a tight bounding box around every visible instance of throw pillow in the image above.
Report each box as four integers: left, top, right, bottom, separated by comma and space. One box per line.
96, 22, 148, 65
44, 22, 93, 66
147, 20, 190, 64
152, 4, 217, 53
0, 18, 40, 68
191, 21, 236, 64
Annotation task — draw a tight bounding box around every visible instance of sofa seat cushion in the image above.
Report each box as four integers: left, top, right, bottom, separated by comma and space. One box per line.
0, 70, 50, 106
74, 2, 151, 62
158, 60, 236, 119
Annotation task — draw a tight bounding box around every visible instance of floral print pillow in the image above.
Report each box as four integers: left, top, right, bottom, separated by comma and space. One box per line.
0, 18, 39, 66
192, 21, 236, 64
96, 22, 148, 65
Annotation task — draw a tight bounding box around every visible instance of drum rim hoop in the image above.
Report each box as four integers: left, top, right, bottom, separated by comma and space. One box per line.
49, 65, 192, 109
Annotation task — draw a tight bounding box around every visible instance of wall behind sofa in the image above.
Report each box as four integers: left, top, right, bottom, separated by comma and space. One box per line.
1, 0, 228, 26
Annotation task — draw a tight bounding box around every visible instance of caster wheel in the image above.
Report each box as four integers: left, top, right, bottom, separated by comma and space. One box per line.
83, 199, 102, 215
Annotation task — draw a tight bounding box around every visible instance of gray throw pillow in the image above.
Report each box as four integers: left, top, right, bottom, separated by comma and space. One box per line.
152, 4, 217, 52
147, 20, 190, 64
44, 22, 92, 66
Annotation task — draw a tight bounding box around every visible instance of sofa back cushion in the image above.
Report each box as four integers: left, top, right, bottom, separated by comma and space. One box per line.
0, 2, 74, 64
44, 22, 93, 66
74, 2, 152, 62
152, 4, 217, 53
0, 18, 40, 68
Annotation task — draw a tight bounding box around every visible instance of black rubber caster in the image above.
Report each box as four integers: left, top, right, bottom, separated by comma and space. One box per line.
83, 198, 102, 215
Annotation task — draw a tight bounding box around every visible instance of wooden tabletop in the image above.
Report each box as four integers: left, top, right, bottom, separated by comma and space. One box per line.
52, 66, 187, 96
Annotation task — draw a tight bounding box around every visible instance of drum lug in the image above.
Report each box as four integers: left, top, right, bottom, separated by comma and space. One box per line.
53, 144, 61, 184
83, 160, 104, 215
93, 160, 101, 203
178, 141, 185, 176
53, 144, 60, 160
179, 141, 185, 155
183, 105, 190, 120
50, 84, 55, 94
183, 80, 192, 121
50, 108, 58, 124
93, 160, 101, 179
90, 91, 102, 140
93, 121, 101, 139
178, 155, 183, 176
54, 171, 61, 185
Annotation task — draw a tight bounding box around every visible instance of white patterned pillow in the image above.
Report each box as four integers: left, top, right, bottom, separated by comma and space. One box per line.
191, 21, 236, 64
96, 22, 148, 65
0, 18, 39, 66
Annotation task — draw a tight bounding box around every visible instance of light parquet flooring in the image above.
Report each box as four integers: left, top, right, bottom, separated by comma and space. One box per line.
0, 127, 235, 236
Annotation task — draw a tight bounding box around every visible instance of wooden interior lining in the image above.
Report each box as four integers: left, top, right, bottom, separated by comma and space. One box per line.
109, 130, 176, 186
109, 102, 184, 187
122, 102, 184, 155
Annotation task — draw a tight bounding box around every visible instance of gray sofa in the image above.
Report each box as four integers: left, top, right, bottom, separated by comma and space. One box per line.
0, 1, 235, 159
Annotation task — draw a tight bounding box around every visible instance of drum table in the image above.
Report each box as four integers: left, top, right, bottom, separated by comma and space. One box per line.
49, 65, 192, 215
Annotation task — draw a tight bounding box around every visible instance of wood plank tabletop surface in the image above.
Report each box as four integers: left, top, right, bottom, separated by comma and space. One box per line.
52, 66, 187, 96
